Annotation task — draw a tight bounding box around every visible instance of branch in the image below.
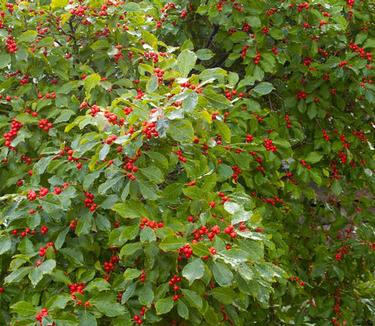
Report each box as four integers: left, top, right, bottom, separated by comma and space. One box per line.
205, 24, 219, 49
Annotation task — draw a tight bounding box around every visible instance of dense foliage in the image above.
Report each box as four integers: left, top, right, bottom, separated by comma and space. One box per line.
0, 0, 374, 325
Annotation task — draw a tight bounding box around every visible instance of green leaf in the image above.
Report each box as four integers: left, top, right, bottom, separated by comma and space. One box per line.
138, 283, 154, 306
123, 268, 142, 280
196, 49, 214, 61
215, 121, 231, 143
182, 258, 205, 284
181, 289, 203, 310
182, 91, 198, 112
305, 152, 323, 164
140, 227, 156, 243
10, 301, 36, 316
55, 227, 70, 250
224, 202, 252, 224
18, 30, 38, 43
79, 313, 97, 326
120, 224, 139, 242
4, 267, 33, 284
120, 242, 142, 257
0, 53, 11, 69
177, 300, 189, 319
168, 120, 195, 143
98, 175, 123, 195
29, 259, 56, 287
146, 75, 158, 93
253, 82, 274, 95
140, 166, 164, 184
84, 73, 101, 96
177, 50, 197, 77
121, 283, 136, 304
85, 278, 110, 292
124, 2, 140, 11
138, 179, 159, 200
46, 294, 72, 310
93, 296, 126, 317
51, 0, 69, 8
0, 235, 12, 254
159, 236, 186, 251
191, 242, 210, 256
112, 200, 145, 218
99, 144, 110, 161
76, 213, 92, 236
212, 261, 233, 286
155, 297, 174, 315
210, 287, 236, 304
35, 156, 54, 176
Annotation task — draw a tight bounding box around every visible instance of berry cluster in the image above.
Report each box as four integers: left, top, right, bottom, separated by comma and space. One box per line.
58, 147, 82, 169
263, 196, 284, 206
322, 129, 330, 141
103, 255, 120, 273
37, 91, 56, 100
178, 244, 193, 260
349, 42, 372, 62
38, 119, 53, 132
154, 68, 164, 84
123, 156, 139, 180
245, 134, 254, 143
35, 308, 48, 324
339, 134, 350, 149
19, 74, 30, 85
5, 35, 17, 53
218, 191, 230, 204
192, 225, 221, 242
11, 227, 37, 238
84, 192, 97, 212
27, 190, 37, 201
68, 282, 86, 300
39, 242, 54, 257
300, 160, 311, 170
231, 165, 241, 182
105, 135, 117, 145
123, 106, 133, 115
284, 115, 291, 129
70, 5, 87, 16
224, 89, 244, 100
90, 104, 100, 117
140, 217, 164, 230
135, 89, 144, 100
224, 225, 237, 238
104, 110, 124, 126
169, 275, 183, 301
142, 121, 159, 139
263, 138, 277, 152
175, 149, 187, 163
40, 225, 48, 235
330, 161, 341, 180
338, 151, 347, 164
133, 314, 143, 325
139, 270, 146, 283
69, 219, 77, 230
297, 2, 310, 12
296, 90, 307, 100
143, 51, 159, 63
240, 45, 248, 59
254, 51, 261, 65
289, 276, 305, 287
3, 119, 22, 150
335, 245, 350, 261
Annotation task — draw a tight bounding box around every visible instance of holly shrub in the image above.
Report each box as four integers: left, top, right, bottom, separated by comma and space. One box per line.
0, 0, 374, 325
